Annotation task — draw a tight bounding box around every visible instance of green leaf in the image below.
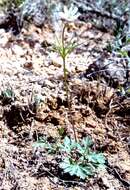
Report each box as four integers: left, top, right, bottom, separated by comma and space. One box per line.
126, 36, 130, 44
76, 165, 87, 179
69, 164, 79, 176
60, 136, 71, 153
82, 137, 93, 148
32, 138, 57, 153
32, 141, 47, 148
81, 165, 94, 176
64, 136, 71, 146
60, 159, 87, 179
119, 50, 128, 57
58, 127, 66, 137
59, 136, 106, 179
2, 89, 15, 99
60, 136, 77, 153
87, 153, 105, 164
77, 143, 85, 154
60, 158, 72, 169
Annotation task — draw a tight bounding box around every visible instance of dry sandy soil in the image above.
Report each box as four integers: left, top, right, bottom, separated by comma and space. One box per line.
0, 19, 129, 190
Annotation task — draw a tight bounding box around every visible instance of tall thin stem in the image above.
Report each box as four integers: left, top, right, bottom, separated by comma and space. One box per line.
62, 23, 69, 102
63, 57, 69, 102
61, 23, 77, 142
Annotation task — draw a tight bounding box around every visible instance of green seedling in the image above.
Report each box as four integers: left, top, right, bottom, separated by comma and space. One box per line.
59, 136, 106, 179
33, 136, 106, 180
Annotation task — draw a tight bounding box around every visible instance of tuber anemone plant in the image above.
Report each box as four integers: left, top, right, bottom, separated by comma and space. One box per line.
53, 4, 80, 141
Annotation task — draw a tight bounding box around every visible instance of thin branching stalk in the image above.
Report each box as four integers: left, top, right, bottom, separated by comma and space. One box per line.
62, 23, 69, 102
61, 23, 77, 142
53, 21, 79, 142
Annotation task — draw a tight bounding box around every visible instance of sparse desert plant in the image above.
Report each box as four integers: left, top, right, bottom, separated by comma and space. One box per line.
33, 136, 106, 180
33, 3, 106, 181
53, 25, 78, 102
59, 136, 105, 179
53, 4, 80, 102
52, 4, 80, 141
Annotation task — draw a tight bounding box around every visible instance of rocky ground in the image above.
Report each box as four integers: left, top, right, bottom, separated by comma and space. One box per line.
0, 12, 130, 190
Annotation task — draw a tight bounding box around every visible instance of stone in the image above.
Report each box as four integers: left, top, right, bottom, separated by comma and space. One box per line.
12, 44, 26, 56
85, 56, 127, 87
0, 29, 10, 47
21, 0, 46, 27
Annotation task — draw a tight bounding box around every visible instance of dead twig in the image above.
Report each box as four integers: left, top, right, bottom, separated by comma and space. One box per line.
31, 164, 86, 187
105, 98, 113, 128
